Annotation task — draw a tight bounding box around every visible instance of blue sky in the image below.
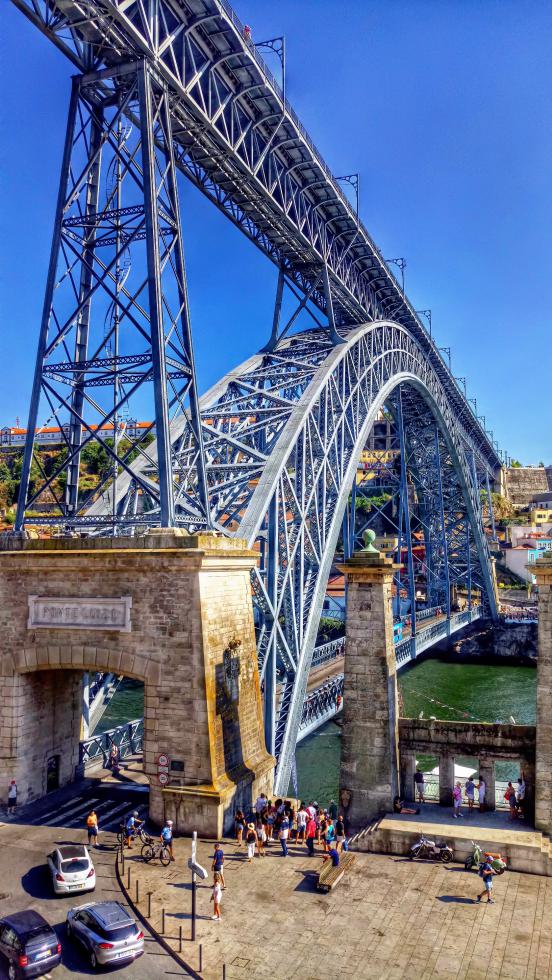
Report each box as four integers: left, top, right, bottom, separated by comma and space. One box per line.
1, 0, 550, 463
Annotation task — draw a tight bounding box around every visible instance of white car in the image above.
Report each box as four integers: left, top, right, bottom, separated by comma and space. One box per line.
47, 844, 96, 896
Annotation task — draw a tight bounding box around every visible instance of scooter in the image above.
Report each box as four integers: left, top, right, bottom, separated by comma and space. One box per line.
409, 833, 453, 863
464, 840, 507, 874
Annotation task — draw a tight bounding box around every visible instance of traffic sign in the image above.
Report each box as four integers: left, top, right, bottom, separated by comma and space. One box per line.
158, 772, 169, 786
157, 753, 169, 767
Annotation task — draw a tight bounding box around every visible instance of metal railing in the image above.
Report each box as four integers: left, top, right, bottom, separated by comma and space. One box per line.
78, 718, 143, 771
311, 636, 345, 668
413, 773, 512, 810
298, 674, 344, 741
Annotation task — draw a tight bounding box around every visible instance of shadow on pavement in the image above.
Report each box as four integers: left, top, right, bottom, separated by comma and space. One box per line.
21, 863, 52, 900
437, 896, 476, 904
293, 869, 319, 892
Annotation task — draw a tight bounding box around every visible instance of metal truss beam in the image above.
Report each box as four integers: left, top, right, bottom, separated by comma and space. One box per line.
15, 61, 210, 531
12, 0, 501, 471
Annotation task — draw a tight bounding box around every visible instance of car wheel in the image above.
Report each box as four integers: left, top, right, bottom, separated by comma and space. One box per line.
8, 963, 17, 980
90, 949, 98, 969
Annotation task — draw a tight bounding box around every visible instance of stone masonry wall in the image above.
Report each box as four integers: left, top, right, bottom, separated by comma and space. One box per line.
534, 560, 552, 833
339, 556, 399, 830
505, 467, 552, 510
0, 533, 274, 833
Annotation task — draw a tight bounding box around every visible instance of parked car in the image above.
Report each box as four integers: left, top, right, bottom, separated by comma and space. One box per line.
0, 910, 61, 979
47, 844, 96, 896
66, 901, 144, 969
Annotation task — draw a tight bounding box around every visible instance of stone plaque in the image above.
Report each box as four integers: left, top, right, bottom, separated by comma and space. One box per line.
28, 595, 132, 632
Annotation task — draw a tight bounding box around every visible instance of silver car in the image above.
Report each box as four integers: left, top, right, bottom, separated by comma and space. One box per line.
47, 844, 96, 896
66, 901, 143, 969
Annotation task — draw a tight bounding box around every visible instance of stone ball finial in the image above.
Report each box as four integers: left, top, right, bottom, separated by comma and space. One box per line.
360, 528, 379, 554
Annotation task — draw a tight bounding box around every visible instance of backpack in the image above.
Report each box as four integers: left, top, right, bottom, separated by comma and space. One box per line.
478, 862, 489, 878
342, 839, 349, 852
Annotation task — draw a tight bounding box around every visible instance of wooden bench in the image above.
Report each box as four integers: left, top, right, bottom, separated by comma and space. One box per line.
315, 852, 355, 892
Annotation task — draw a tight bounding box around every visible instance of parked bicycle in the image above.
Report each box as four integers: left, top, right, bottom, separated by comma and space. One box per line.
141, 840, 172, 867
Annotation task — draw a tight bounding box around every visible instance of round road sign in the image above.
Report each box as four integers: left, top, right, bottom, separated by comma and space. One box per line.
158, 772, 169, 786
157, 753, 169, 767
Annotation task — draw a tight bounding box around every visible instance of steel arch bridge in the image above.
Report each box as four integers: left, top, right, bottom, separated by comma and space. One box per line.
87, 319, 499, 792
10, 0, 503, 794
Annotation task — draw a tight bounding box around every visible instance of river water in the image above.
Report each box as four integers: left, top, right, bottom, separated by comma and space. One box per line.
99, 660, 537, 805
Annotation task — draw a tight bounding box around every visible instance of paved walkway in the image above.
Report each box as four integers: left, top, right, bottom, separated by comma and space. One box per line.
122, 834, 552, 980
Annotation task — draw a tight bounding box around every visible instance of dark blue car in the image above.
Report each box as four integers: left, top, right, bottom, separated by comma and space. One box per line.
0, 910, 61, 979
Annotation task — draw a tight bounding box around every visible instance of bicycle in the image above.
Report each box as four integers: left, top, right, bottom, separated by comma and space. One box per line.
117, 823, 151, 847
141, 840, 172, 866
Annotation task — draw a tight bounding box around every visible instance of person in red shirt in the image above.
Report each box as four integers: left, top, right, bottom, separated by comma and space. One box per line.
305, 816, 317, 856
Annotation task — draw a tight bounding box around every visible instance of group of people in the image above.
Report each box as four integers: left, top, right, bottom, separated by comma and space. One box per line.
413, 766, 527, 820
504, 777, 526, 820
234, 794, 347, 860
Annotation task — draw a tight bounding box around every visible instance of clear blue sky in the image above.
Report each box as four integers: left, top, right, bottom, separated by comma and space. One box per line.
1, 0, 550, 464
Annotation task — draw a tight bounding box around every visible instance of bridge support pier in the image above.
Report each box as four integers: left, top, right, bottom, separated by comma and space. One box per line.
338, 551, 401, 830
531, 556, 552, 833
0, 532, 274, 836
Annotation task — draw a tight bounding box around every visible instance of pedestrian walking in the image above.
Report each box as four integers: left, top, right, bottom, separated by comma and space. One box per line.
256, 818, 266, 857
245, 823, 257, 862
86, 809, 99, 848
306, 815, 317, 856
210, 872, 223, 920
414, 767, 425, 803
7, 780, 17, 816
234, 809, 246, 847
108, 744, 120, 774
329, 799, 338, 821
279, 814, 290, 856
516, 776, 526, 819
453, 782, 463, 818
504, 782, 517, 820
465, 776, 475, 811
254, 792, 267, 814
212, 843, 225, 888
476, 858, 496, 904
477, 776, 486, 812
324, 818, 336, 852
335, 814, 346, 851
161, 819, 175, 861
296, 804, 308, 842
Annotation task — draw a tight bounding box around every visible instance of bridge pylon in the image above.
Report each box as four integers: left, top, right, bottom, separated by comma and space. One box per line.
15, 61, 209, 533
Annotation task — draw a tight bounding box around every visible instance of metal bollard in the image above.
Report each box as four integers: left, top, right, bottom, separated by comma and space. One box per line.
147, 891, 152, 918
127, 867, 131, 890
179, 925, 182, 952
161, 908, 165, 935
135, 878, 139, 904
223, 965, 226, 980
199, 944, 203, 972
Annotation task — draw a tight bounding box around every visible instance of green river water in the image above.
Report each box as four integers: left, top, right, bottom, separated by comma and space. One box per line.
98, 660, 537, 806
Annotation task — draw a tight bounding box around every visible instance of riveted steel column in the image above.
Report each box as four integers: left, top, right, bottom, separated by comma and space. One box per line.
15, 79, 80, 531
138, 62, 174, 526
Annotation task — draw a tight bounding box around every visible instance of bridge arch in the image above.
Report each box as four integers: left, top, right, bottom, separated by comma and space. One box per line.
9, 645, 151, 801
89, 320, 498, 793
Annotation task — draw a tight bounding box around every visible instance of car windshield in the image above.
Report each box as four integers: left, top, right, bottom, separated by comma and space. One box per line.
61, 858, 89, 873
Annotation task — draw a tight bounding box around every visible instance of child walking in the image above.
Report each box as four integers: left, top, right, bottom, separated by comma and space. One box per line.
210, 872, 222, 920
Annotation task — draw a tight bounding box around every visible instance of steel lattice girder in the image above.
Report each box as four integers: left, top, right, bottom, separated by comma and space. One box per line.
85, 320, 499, 793
12, 0, 500, 470
15, 61, 209, 531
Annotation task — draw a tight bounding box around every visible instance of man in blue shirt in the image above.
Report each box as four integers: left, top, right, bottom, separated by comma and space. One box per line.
212, 843, 225, 888
477, 860, 496, 904
124, 810, 143, 848
323, 845, 340, 868
161, 819, 175, 861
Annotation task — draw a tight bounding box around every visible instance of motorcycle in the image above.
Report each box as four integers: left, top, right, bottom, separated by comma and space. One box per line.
464, 840, 507, 874
409, 833, 453, 862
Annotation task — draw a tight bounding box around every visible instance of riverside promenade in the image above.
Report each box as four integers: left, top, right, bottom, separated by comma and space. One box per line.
120, 834, 552, 980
